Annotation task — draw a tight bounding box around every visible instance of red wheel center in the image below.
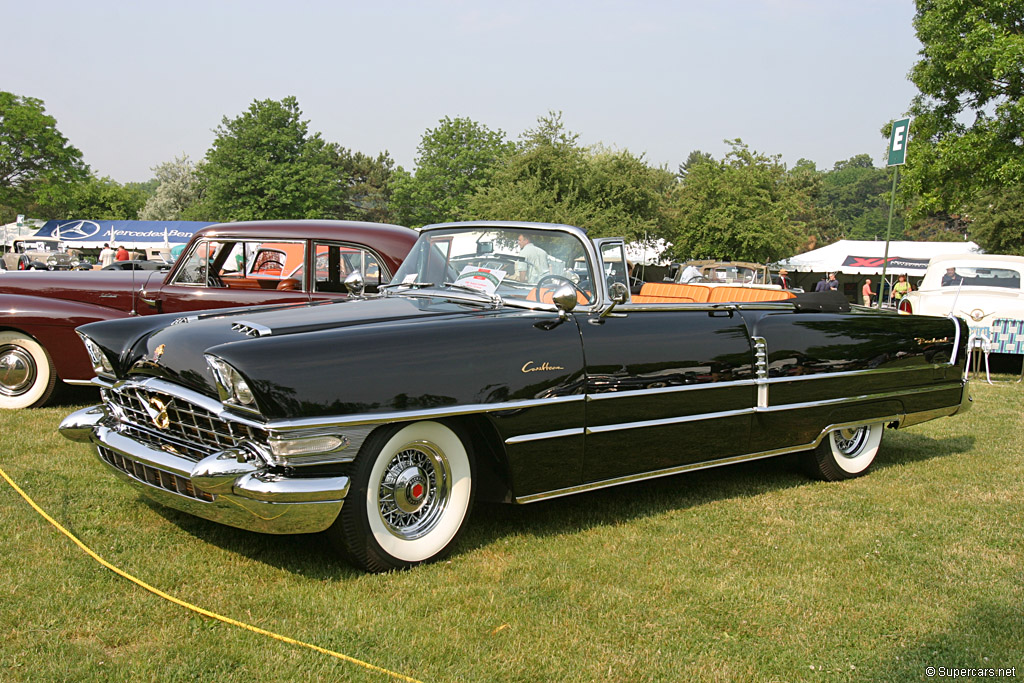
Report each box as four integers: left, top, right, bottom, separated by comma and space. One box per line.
411, 483, 425, 499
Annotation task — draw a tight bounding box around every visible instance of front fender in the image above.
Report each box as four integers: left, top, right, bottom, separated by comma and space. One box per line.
0, 294, 133, 382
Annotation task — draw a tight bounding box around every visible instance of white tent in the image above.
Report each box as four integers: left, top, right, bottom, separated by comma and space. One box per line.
777, 239, 981, 276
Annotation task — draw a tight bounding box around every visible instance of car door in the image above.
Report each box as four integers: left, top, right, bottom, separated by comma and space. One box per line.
148, 238, 313, 315
578, 242, 757, 484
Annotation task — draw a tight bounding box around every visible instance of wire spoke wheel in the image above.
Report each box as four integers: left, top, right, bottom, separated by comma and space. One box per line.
331, 421, 474, 572
376, 442, 452, 540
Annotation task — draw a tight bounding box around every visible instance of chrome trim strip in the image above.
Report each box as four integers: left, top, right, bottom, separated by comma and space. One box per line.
63, 378, 97, 386
948, 313, 963, 369
755, 381, 965, 413
263, 393, 586, 431
624, 303, 794, 312
762, 363, 952, 385
515, 414, 906, 504
504, 427, 585, 445
585, 379, 756, 401
586, 408, 755, 434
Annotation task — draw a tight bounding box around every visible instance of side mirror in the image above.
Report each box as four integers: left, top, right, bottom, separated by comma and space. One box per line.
344, 270, 365, 297
609, 281, 629, 304
552, 284, 578, 319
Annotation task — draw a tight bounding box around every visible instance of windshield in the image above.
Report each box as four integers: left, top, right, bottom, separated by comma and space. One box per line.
390, 226, 595, 306
937, 264, 1021, 290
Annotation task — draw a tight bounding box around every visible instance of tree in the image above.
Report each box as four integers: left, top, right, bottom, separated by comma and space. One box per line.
967, 185, 1024, 255
333, 148, 397, 223
468, 112, 674, 242
819, 154, 900, 241
677, 150, 714, 179
665, 140, 803, 263
901, 0, 1024, 218
140, 155, 203, 220
194, 96, 341, 221
391, 116, 513, 227
0, 91, 88, 219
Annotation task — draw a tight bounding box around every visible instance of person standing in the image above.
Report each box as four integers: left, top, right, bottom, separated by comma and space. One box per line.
892, 274, 912, 300
515, 233, 550, 283
861, 278, 873, 306
777, 268, 792, 289
99, 243, 114, 268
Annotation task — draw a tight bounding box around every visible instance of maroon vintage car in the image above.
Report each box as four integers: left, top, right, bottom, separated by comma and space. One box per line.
0, 220, 417, 409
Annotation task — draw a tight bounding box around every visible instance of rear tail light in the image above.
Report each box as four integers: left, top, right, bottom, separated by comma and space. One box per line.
898, 299, 913, 314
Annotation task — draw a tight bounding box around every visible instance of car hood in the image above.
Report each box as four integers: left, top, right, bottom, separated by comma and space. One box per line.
79, 294, 493, 410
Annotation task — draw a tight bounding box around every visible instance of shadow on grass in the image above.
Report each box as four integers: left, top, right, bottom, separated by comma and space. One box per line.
463, 430, 976, 556
141, 430, 974, 577
144, 502, 359, 580
857, 601, 1024, 680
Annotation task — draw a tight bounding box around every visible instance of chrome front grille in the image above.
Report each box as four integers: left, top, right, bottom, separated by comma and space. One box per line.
106, 384, 267, 462
98, 445, 215, 502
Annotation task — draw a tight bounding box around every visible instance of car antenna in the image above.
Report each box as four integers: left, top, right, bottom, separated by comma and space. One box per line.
130, 254, 138, 316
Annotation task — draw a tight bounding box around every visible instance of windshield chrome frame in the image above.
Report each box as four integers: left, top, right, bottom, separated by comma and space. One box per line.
395, 221, 606, 313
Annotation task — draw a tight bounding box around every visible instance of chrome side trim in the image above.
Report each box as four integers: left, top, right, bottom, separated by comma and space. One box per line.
623, 303, 795, 312
753, 336, 769, 408
585, 407, 755, 435
761, 363, 952, 385
514, 414, 905, 504
262, 393, 586, 431
948, 313, 963, 371
504, 427, 585, 445
585, 379, 756, 401
755, 381, 965, 414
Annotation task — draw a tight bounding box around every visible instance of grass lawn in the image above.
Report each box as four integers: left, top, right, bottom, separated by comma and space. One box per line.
1, 379, 1021, 682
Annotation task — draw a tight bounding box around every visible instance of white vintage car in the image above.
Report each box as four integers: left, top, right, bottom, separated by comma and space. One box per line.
899, 253, 1024, 360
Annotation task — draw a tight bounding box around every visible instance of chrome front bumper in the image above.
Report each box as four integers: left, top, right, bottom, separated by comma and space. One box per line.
59, 405, 349, 534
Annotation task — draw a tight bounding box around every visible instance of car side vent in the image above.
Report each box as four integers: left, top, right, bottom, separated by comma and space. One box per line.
231, 321, 272, 338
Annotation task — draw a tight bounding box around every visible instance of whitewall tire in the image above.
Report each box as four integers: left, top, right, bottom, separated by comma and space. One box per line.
0, 332, 57, 409
803, 422, 884, 481
331, 421, 475, 572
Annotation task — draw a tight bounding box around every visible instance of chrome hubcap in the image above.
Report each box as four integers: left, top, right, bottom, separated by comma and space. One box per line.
0, 344, 36, 397
834, 426, 868, 458
377, 442, 451, 540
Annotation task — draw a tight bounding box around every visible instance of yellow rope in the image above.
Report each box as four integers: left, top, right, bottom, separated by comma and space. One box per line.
0, 464, 423, 683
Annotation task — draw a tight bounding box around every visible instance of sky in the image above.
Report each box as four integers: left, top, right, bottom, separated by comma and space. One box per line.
4, 0, 923, 184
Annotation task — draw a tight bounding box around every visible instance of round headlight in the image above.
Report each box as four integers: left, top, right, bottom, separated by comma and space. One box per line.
78, 333, 115, 377
205, 355, 257, 409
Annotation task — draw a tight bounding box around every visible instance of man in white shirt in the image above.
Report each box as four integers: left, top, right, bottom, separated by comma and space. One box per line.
680, 264, 702, 283
99, 243, 114, 268
515, 233, 550, 283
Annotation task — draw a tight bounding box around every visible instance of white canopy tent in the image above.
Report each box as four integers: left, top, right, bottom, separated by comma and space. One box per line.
777, 239, 981, 276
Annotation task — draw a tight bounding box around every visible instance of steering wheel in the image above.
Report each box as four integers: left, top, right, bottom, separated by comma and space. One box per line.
533, 274, 591, 304
258, 259, 284, 272
207, 271, 225, 288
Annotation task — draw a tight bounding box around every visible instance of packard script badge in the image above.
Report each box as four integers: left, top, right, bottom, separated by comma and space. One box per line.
521, 361, 565, 373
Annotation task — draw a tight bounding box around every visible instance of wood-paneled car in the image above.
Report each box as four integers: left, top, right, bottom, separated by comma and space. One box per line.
0, 220, 417, 408
60, 221, 972, 572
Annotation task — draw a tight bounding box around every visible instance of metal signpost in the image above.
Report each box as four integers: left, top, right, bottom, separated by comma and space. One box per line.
878, 117, 910, 309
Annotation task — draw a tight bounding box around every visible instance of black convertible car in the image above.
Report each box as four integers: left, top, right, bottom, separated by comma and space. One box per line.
61, 221, 972, 572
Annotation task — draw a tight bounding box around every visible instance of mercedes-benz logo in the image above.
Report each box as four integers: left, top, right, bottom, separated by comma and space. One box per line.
56, 220, 101, 240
